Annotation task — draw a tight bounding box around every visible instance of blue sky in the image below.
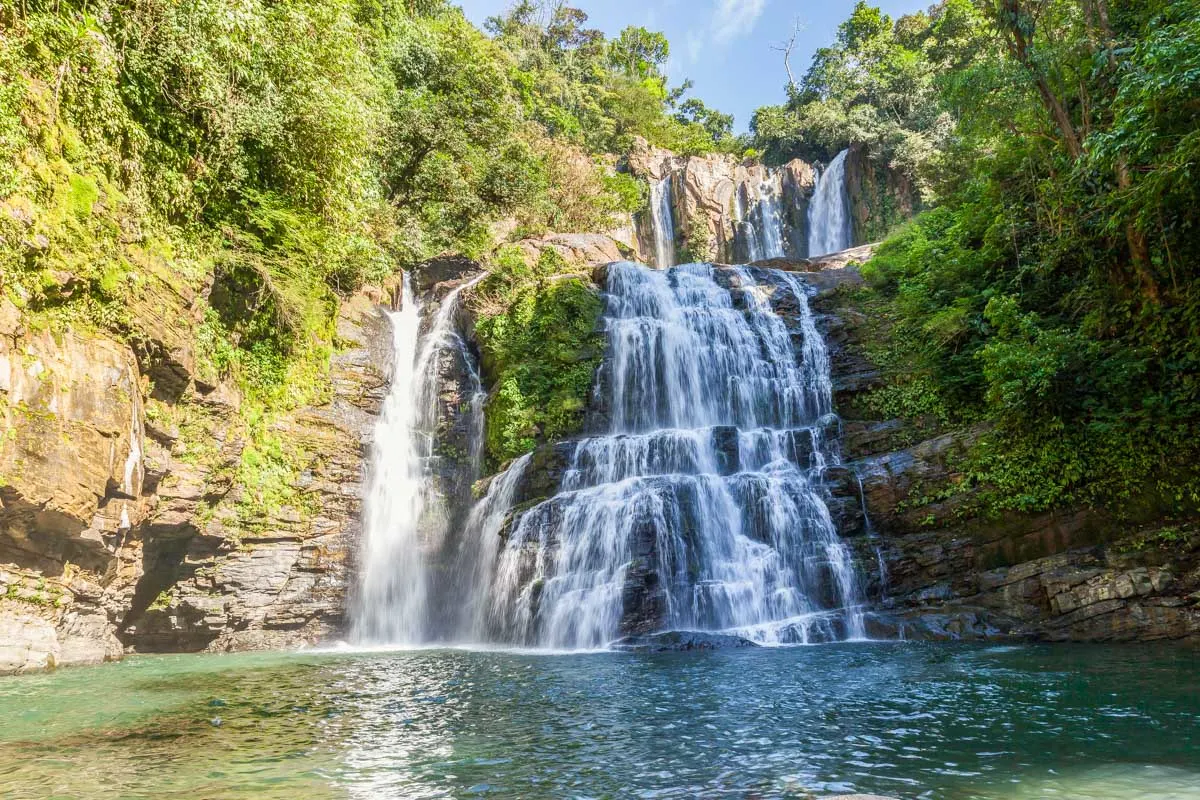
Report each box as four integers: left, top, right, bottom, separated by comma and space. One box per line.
455, 0, 931, 133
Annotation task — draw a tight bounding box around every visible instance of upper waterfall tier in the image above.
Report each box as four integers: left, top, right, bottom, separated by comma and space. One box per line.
633, 144, 817, 267
808, 149, 854, 257
605, 262, 830, 431
474, 262, 865, 649
632, 140, 864, 268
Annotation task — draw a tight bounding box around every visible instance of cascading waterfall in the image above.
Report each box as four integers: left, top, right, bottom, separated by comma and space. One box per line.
356, 150, 861, 648
352, 274, 485, 645
649, 176, 678, 268
807, 149, 854, 257
452, 453, 531, 641
477, 262, 864, 648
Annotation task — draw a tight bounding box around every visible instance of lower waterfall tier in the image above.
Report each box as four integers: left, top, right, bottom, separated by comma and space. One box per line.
482, 429, 865, 648
445, 262, 866, 649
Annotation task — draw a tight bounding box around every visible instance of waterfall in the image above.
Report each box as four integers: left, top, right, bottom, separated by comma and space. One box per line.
807, 149, 854, 257
483, 262, 864, 648
454, 453, 531, 641
351, 273, 485, 645
740, 174, 787, 263
649, 176, 677, 268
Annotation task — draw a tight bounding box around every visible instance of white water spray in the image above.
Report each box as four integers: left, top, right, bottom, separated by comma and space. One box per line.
740, 174, 788, 262
352, 273, 485, 644
481, 263, 864, 648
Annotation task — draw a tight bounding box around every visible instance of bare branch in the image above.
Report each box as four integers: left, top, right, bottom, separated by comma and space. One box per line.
770, 17, 805, 93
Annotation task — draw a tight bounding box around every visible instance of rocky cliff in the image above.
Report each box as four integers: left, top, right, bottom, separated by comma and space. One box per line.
625, 139, 918, 265
807, 264, 1200, 642
0, 277, 392, 673
843, 144, 920, 245
626, 139, 815, 265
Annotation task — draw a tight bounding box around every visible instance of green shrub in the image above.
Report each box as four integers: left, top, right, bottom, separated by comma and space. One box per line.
475, 275, 604, 464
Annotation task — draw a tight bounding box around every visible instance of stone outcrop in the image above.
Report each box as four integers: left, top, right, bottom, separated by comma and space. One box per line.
612, 631, 760, 652
515, 233, 626, 270
118, 292, 390, 653
746, 243, 879, 274
1, 302, 147, 574
626, 138, 816, 264
1, 277, 392, 673
844, 144, 920, 245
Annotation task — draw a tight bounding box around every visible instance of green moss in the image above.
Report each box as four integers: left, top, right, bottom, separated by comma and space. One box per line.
148, 589, 174, 611
1114, 525, 1198, 555
65, 174, 98, 218
234, 428, 318, 529
475, 272, 604, 465
677, 215, 710, 264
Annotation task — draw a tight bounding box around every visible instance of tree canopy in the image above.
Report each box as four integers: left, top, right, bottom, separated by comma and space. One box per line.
760, 0, 1200, 514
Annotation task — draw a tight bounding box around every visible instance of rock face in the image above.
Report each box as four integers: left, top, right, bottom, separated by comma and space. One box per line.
515, 232, 627, 269
118, 292, 390, 653
844, 144, 920, 245
0, 280, 391, 672
626, 138, 816, 264
626, 138, 916, 266
809, 265, 1200, 643
611, 631, 760, 652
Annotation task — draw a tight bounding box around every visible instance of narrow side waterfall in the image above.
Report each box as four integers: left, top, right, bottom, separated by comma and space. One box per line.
479, 262, 864, 648
649, 177, 678, 268
739, 173, 788, 263
807, 149, 854, 257
351, 274, 485, 644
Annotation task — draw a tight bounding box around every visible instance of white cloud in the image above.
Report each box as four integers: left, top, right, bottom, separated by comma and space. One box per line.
683, 0, 768, 63
710, 0, 767, 45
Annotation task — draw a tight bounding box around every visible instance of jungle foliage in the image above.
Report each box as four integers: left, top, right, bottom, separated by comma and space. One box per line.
786, 0, 1200, 515
472, 247, 604, 465
484, 2, 744, 157
0, 0, 730, 462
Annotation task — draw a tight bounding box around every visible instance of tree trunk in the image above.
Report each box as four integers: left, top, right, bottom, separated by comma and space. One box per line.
1086, 0, 1160, 301
997, 0, 1083, 159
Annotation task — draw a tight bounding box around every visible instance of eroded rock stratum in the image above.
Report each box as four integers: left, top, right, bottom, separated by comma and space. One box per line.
0, 278, 390, 673
808, 266, 1200, 642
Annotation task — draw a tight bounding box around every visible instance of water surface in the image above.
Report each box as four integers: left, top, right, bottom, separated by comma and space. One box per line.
1, 643, 1196, 799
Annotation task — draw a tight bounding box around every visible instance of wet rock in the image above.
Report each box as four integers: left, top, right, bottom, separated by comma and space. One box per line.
411, 256, 483, 294
512, 442, 574, 506
611, 630, 760, 652
862, 610, 1013, 641
710, 426, 739, 475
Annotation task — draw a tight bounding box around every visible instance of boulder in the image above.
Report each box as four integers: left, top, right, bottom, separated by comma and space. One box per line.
516, 233, 624, 270
0, 320, 146, 573
611, 630, 760, 652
